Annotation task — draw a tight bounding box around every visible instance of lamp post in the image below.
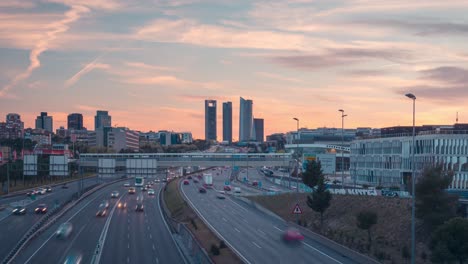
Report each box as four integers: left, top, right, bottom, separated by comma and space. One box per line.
293, 117, 300, 224
338, 109, 347, 189
405, 93, 416, 264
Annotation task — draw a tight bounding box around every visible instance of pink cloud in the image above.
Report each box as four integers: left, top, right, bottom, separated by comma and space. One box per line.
65, 55, 110, 87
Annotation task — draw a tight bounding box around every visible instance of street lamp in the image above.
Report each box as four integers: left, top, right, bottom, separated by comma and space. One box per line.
293, 117, 300, 224
338, 109, 347, 189
405, 93, 416, 264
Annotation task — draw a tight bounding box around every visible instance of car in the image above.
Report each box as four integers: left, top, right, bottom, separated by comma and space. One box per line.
234, 187, 241, 193
62, 183, 69, 189
100, 200, 110, 208
199, 188, 207, 193
110, 191, 119, 198
187, 175, 192, 179
128, 187, 136, 194
123, 182, 130, 187
26, 190, 37, 196
216, 192, 226, 199
46, 186, 52, 192
117, 201, 127, 209
35, 204, 48, 214
135, 203, 144, 212
63, 252, 83, 264
142, 187, 147, 192
193, 179, 199, 183
12, 206, 26, 215
223, 186, 231, 191
183, 180, 189, 185
155, 179, 161, 183
96, 205, 107, 216
252, 181, 259, 186
148, 189, 155, 195
37, 188, 47, 195
56, 222, 73, 239
283, 228, 304, 242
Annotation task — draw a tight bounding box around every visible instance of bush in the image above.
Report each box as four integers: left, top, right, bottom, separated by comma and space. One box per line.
375, 185, 383, 190
210, 244, 220, 255
219, 240, 227, 249
402, 245, 410, 259
362, 184, 370, 189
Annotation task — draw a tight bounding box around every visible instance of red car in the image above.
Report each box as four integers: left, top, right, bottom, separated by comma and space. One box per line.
223, 186, 231, 191
283, 229, 304, 242
183, 180, 190, 185
252, 181, 259, 186
199, 188, 207, 193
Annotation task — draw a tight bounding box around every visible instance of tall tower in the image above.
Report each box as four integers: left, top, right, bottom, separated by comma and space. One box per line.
35, 112, 53, 133
239, 97, 253, 142
67, 113, 84, 130
205, 100, 217, 141
95, 110, 112, 130
222, 102, 232, 143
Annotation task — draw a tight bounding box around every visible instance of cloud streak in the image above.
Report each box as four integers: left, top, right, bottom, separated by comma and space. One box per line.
0, 4, 90, 97
65, 55, 110, 87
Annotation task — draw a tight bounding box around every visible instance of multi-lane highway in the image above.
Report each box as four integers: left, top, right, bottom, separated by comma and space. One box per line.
182, 168, 367, 264
0, 177, 99, 259
10, 178, 184, 264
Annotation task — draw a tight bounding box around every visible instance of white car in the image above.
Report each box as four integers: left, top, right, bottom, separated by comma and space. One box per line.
37, 188, 47, 195
56, 222, 73, 239
234, 187, 241, 193
123, 183, 130, 187
148, 189, 155, 195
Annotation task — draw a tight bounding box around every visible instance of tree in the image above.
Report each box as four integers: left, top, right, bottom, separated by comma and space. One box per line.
416, 165, 458, 230
306, 177, 332, 227
430, 217, 468, 264
356, 210, 378, 248
302, 160, 323, 189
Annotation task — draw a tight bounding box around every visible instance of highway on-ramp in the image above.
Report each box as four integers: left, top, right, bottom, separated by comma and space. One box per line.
182, 172, 363, 264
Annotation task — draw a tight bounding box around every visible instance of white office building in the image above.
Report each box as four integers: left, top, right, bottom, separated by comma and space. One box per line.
350, 130, 468, 190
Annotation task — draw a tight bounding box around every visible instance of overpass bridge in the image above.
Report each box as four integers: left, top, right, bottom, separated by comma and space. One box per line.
79, 153, 293, 178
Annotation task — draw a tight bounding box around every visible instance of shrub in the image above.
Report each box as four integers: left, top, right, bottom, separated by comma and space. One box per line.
210, 244, 220, 255
402, 245, 410, 259
219, 240, 227, 249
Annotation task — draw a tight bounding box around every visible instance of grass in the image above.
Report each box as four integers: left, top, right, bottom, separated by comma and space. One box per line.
164, 178, 242, 264
249, 193, 430, 264
0, 173, 96, 195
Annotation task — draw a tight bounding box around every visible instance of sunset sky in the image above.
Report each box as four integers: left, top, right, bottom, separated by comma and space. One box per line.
1, 0, 468, 140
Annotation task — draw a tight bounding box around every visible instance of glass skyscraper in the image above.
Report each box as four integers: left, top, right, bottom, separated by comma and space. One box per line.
239, 97, 253, 142
205, 100, 217, 141
222, 102, 232, 143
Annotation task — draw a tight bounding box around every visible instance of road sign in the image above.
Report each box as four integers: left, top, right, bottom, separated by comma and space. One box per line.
258, 181, 262, 188
30, 194, 36, 201
225, 180, 230, 186
292, 203, 303, 214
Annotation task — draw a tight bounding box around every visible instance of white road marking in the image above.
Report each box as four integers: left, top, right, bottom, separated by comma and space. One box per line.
252, 241, 262, 248
127, 233, 130, 239
152, 244, 156, 250
149, 234, 153, 239
242, 219, 248, 223
222, 217, 228, 222
127, 243, 130, 249
303, 242, 344, 264
127, 256, 130, 263
156, 257, 159, 264
234, 228, 240, 233
257, 229, 265, 235
273, 226, 283, 232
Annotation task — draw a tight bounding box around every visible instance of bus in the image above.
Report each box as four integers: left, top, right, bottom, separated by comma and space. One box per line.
135, 177, 144, 187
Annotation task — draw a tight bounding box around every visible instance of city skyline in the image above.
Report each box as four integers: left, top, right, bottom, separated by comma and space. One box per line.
1, 1, 468, 139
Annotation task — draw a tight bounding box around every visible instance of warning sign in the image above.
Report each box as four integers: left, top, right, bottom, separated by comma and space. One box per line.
291, 203, 303, 214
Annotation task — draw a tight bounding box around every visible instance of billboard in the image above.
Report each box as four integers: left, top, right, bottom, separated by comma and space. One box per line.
316, 154, 336, 175
126, 159, 157, 177
24, 155, 38, 176
50, 155, 68, 176
98, 159, 115, 178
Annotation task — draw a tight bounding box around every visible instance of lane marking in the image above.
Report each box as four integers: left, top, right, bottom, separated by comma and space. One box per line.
24, 190, 110, 264
257, 229, 265, 236
252, 241, 262, 249
156, 257, 159, 264
127, 256, 130, 263
127, 243, 130, 249
149, 234, 152, 239
234, 228, 240, 233
273, 226, 283, 232
152, 244, 156, 250
127, 233, 130, 239
222, 217, 227, 222
303, 242, 344, 264
59, 225, 86, 263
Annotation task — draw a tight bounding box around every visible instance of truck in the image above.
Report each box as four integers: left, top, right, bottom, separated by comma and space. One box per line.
203, 173, 213, 188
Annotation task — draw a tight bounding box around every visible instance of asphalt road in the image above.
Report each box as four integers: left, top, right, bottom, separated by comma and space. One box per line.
14, 180, 183, 264
181, 173, 361, 264
0, 177, 99, 260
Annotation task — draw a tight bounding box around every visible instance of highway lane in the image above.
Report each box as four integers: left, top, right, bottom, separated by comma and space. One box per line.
0, 177, 99, 260
181, 180, 360, 264
101, 183, 183, 264
14, 181, 126, 264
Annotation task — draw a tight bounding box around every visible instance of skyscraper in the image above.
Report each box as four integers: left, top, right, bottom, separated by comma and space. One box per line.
205, 100, 217, 141
222, 102, 232, 143
67, 113, 84, 130
239, 97, 253, 142
35, 112, 53, 133
95, 110, 112, 130
253, 118, 264, 142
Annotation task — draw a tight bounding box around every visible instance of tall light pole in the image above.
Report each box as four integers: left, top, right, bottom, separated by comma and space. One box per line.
293, 117, 300, 224
405, 93, 416, 264
338, 109, 347, 189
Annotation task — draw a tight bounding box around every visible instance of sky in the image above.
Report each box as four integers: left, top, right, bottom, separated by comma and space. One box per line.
1, 0, 468, 140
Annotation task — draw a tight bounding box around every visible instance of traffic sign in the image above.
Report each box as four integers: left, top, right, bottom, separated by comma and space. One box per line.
30, 194, 36, 201
225, 180, 230, 186
258, 181, 262, 188
291, 203, 303, 214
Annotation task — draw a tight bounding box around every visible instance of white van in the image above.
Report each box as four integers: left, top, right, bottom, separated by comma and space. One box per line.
234, 187, 241, 193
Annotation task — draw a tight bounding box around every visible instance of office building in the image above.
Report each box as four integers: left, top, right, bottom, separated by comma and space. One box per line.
350, 124, 468, 190
239, 97, 253, 142
108, 127, 140, 152
35, 112, 53, 133
67, 113, 84, 130
205, 100, 217, 141
94, 110, 111, 130
180, 132, 193, 144
222, 102, 232, 143
253, 118, 264, 142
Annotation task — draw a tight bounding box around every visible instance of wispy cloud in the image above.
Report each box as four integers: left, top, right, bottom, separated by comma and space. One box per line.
255, 72, 303, 83
125, 62, 179, 72
65, 55, 110, 87
0, 4, 90, 97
